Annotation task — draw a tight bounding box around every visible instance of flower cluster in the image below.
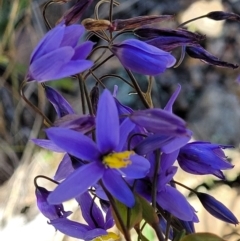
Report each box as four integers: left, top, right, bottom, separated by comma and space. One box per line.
22, 1, 240, 241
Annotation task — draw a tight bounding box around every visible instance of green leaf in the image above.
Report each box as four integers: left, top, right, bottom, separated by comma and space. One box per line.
180, 232, 226, 241
173, 230, 186, 241
136, 193, 159, 226
111, 195, 142, 233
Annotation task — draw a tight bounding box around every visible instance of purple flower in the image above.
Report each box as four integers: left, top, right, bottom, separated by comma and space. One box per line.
177, 141, 234, 179
26, 24, 94, 82
197, 192, 239, 224
46, 89, 150, 207
111, 39, 176, 75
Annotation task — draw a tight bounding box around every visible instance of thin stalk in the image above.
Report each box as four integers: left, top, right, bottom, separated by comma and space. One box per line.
34, 175, 59, 188
178, 15, 207, 28
84, 54, 114, 79
100, 182, 131, 241
165, 213, 172, 241
77, 74, 86, 114
174, 46, 186, 68
125, 68, 150, 109
152, 150, 160, 209
43, 1, 53, 30
90, 70, 106, 89
20, 81, 52, 127
83, 80, 94, 116
99, 74, 134, 88
173, 180, 197, 194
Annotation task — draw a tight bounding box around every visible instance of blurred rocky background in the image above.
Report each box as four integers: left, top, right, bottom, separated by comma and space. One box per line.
1, 0, 240, 240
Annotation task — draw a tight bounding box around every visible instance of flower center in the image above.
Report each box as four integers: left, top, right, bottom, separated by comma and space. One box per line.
102, 151, 134, 169
93, 232, 119, 241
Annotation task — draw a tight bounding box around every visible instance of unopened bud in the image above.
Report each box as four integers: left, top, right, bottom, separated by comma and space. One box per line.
111, 15, 173, 31
58, 0, 93, 25
82, 18, 111, 31
206, 11, 240, 21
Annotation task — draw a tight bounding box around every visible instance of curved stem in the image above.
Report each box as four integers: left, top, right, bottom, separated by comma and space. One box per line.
20, 81, 52, 127
34, 175, 59, 188
124, 68, 150, 109
99, 74, 134, 88
90, 70, 106, 88
42, 1, 54, 30
178, 15, 207, 28
84, 54, 114, 79
174, 45, 186, 68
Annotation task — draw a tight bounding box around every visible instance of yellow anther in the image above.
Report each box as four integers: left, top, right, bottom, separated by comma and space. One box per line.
93, 232, 120, 241
102, 151, 134, 169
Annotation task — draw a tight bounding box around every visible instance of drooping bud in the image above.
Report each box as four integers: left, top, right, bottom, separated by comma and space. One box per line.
134, 27, 205, 42
134, 27, 205, 51
186, 45, 239, 69
177, 142, 234, 179
54, 114, 95, 133
45, 86, 74, 118
111, 15, 173, 31
197, 192, 239, 224
82, 18, 111, 31
206, 11, 240, 21
35, 185, 72, 220
58, 0, 94, 25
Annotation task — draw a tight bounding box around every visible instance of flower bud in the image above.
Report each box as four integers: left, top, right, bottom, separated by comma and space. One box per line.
82, 18, 111, 31
58, 0, 94, 25
186, 45, 238, 69
35, 186, 72, 220
111, 15, 173, 31
206, 11, 240, 21
197, 192, 239, 224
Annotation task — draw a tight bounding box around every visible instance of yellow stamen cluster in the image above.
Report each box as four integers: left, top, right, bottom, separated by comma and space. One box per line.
102, 151, 134, 169
93, 232, 120, 241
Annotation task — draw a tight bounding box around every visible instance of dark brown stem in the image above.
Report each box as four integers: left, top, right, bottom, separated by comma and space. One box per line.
125, 68, 151, 109
178, 15, 207, 28
77, 74, 86, 114
20, 81, 52, 127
